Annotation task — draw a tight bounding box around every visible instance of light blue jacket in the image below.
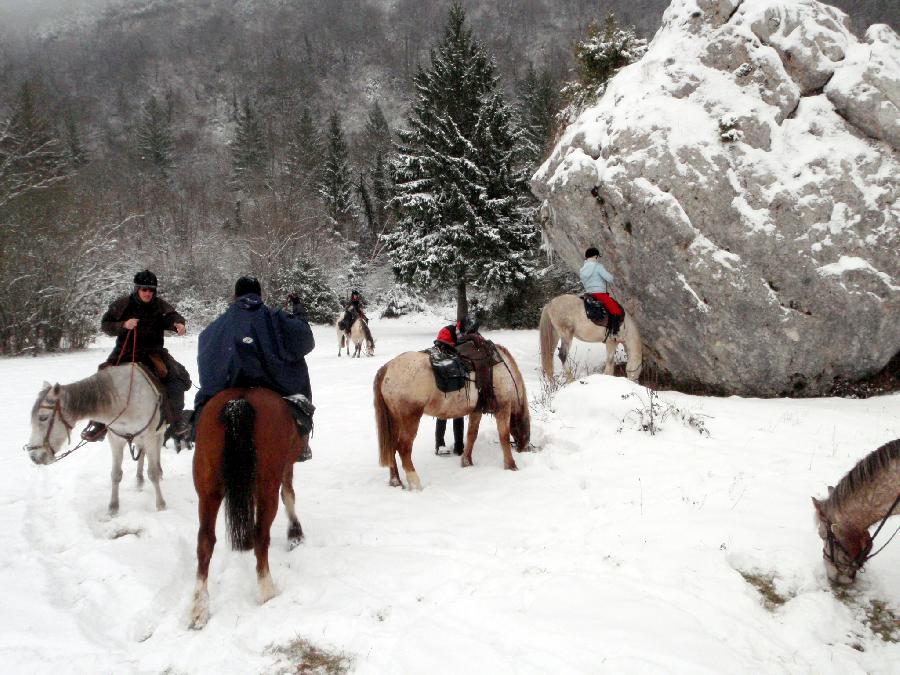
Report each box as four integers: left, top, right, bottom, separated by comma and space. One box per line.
580, 258, 615, 294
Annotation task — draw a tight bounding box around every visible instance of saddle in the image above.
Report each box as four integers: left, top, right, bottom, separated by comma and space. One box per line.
456, 337, 503, 414
581, 294, 609, 327
425, 346, 470, 393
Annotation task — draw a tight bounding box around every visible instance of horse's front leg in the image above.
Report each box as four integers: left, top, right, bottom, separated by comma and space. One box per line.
108, 438, 125, 516
281, 461, 304, 549
495, 408, 517, 471
146, 438, 166, 511
603, 337, 617, 376
135, 449, 145, 489
461, 411, 483, 468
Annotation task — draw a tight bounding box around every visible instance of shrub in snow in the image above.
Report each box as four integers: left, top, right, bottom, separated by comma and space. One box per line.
379, 285, 425, 319
617, 387, 711, 436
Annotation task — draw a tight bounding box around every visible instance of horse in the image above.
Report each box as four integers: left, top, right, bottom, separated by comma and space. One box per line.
189, 387, 306, 629
373, 344, 530, 490
539, 293, 643, 382
812, 438, 900, 585
337, 315, 374, 358
25, 365, 166, 515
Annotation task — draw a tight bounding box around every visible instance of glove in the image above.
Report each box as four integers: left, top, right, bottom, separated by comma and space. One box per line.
287, 293, 308, 317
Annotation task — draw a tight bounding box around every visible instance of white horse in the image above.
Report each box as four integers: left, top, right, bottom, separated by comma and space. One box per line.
26, 365, 166, 515
539, 294, 643, 381
337, 314, 374, 358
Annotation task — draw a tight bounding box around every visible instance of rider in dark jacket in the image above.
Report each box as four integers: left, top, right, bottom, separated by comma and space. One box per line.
81, 270, 191, 442
433, 313, 480, 456
194, 276, 315, 457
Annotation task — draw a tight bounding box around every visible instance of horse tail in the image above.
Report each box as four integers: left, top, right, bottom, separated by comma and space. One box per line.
539, 303, 558, 377
373, 364, 394, 468
221, 398, 256, 551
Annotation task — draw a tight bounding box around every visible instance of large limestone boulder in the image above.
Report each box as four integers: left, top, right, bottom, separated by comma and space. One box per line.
532, 0, 899, 396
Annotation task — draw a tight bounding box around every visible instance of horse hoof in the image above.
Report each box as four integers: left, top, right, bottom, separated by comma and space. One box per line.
188, 606, 209, 630
505, 462, 519, 471
288, 536, 304, 551
461, 457, 473, 468
108, 505, 119, 517
156, 500, 167, 511
389, 477, 403, 488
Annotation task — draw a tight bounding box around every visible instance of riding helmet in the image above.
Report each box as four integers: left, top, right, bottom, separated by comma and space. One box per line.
461, 313, 480, 334
584, 247, 600, 259
234, 276, 262, 297
133, 269, 158, 288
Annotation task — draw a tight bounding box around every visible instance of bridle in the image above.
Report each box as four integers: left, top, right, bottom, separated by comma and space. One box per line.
822, 493, 900, 577
23, 395, 87, 462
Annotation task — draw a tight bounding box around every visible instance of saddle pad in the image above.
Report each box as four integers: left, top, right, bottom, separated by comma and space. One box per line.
581, 295, 609, 327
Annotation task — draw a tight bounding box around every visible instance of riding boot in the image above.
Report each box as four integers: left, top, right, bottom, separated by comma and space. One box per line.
452, 417, 465, 455
435, 418, 451, 455
81, 420, 107, 442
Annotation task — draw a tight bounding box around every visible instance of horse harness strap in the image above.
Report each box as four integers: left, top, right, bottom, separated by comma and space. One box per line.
456, 338, 504, 414
862, 493, 900, 562
825, 493, 900, 569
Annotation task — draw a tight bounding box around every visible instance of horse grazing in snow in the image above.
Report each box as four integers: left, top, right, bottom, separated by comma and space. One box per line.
812, 438, 900, 585
189, 387, 306, 629
337, 314, 374, 357
539, 294, 643, 382
25, 365, 166, 515
373, 343, 530, 490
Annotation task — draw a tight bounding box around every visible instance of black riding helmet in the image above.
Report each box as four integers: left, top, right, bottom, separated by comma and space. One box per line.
234, 276, 262, 297
460, 313, 480, 335
133, 269, 158, 289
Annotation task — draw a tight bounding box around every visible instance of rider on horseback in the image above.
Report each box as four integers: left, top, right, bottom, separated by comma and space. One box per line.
339, 289, 374, 346
580, 246, 624, 335
81, 270, 191, 442
433, 313, 481, 456
194, 276, 315, 461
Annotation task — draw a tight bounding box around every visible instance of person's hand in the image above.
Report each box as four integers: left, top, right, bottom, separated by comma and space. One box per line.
123, 318, 139, 330
174, 323, 186, 336
287, 292, 300, 305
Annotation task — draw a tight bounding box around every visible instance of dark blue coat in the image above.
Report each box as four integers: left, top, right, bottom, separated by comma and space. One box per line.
195, 293, 314, 409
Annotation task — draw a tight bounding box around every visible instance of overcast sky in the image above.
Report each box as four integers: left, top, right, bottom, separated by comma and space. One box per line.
0, 0, 113, 29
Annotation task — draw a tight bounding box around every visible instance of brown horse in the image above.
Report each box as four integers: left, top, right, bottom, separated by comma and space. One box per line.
373, 344, 530, 490
812, 438, 900, 585
539, 294, 643, 382
189, 388, 306, 629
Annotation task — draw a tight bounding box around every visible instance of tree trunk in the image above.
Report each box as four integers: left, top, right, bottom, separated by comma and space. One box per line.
456, 279, 468, 322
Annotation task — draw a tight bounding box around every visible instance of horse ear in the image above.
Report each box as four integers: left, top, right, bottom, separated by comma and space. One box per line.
811, 497, 826, 518
827, 485, 834, 496
42, 380, 51, 390
52, 383, 61, 395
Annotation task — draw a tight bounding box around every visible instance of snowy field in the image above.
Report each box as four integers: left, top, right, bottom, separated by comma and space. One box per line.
1, 313, 899, 674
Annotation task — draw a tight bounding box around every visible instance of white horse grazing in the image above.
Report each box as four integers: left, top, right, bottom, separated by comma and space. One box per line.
337, 315, 374, 358
539, 294, 643, 381
25, 365, 166, 515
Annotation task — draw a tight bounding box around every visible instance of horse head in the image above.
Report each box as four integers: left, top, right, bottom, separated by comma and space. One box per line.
812, 497, 873, 585
25, 382, 73, 465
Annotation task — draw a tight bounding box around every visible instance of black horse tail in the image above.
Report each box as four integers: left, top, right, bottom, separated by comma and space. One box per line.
221, 397, 257, 551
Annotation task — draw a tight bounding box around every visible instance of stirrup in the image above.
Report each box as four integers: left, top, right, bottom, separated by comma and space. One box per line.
435, 444, 451, 456
81, 421, 107, 442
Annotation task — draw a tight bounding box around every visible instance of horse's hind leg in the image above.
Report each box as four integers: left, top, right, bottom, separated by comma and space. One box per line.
603, 337, 617, 376
397, 414, 423, 490
558, 331, 575, 381
255, 483, 280, 604
135, 449, 145, 489
189, 486, 222, 630
281, 462, 304, 550
496, 408, 517, 471
461, 412, 483, 468
108, 439, 125, 516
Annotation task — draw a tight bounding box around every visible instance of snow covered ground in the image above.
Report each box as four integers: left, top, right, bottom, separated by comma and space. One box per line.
1, 313, 898, 674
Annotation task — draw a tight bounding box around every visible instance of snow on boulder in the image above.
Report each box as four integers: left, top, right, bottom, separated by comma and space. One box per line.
532, 0, 900, 396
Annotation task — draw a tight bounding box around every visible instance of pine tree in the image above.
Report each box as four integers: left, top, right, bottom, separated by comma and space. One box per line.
386, 3, 538, 320
559, 12, 647, 123
231, 96, 267, 188
317, 110, 357, 236
516, 63, 560, 164
362, 101, 392, 160
0, 82, 68, 207
284, 106, 321, 191
136, 95, 175, 172
62, 110, 88, 168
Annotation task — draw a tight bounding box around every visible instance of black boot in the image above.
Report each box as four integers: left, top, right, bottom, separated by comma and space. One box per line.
81, 421, 107, 442
452, 417, 465, 455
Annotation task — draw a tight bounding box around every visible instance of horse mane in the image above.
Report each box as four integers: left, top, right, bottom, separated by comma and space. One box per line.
61, 370, 117, 419
827, 439, 900, 510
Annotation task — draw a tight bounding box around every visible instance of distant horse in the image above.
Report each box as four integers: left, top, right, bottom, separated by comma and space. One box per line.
812, 439, 900, 585
373, 344, 530, 490
337, 314, 374, 357
25, 365, 166, 515
539, 294, 643, 382
189, 388, 306, 629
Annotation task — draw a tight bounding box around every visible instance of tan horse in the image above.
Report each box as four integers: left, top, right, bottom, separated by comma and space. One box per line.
539, 294, 643, 382
373, 344, 530, 490
337, 315, 374, 357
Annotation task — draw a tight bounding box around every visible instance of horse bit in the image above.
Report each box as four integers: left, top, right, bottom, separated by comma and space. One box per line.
23, 397, 87, 463
823, 493, 900, 575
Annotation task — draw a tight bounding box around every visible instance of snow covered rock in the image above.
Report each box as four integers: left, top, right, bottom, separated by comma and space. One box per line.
532, 0, 900, 396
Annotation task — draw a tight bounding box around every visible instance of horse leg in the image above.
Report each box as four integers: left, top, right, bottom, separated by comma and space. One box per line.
496, 408, 518, 471
559, 331, 575, 382
281, 462, 304, 550
135, 449, 145, 490
108, 438, 125, 516
603, 336, 617, 376
255, 483, 280, 604
461, 412, 483, 468
398, 414, 423, 490
146, 440, 166, 511
189, 486, 222, 630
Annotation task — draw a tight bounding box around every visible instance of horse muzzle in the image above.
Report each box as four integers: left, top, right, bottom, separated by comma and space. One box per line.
24, 443, 53, 465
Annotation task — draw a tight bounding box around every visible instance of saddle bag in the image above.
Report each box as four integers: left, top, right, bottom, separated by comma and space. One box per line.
284, 394, 315, 435
426, 346, 469, 393
456, 338, 503, 413
582, 295, 609, 327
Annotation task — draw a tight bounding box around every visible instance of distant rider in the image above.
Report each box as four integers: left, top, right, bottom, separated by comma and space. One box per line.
193, 276, 315, 460
81, 270, 191, 442
432, 313, 481, 456
580, 246, 624, 334
340, 288, 374, 345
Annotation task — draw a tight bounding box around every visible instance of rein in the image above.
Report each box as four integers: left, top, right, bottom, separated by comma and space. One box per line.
863, 493, 900, 562
825, 493, 900, 571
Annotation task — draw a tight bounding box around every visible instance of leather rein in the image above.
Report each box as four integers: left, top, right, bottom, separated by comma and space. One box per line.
824, 493, 900, 574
